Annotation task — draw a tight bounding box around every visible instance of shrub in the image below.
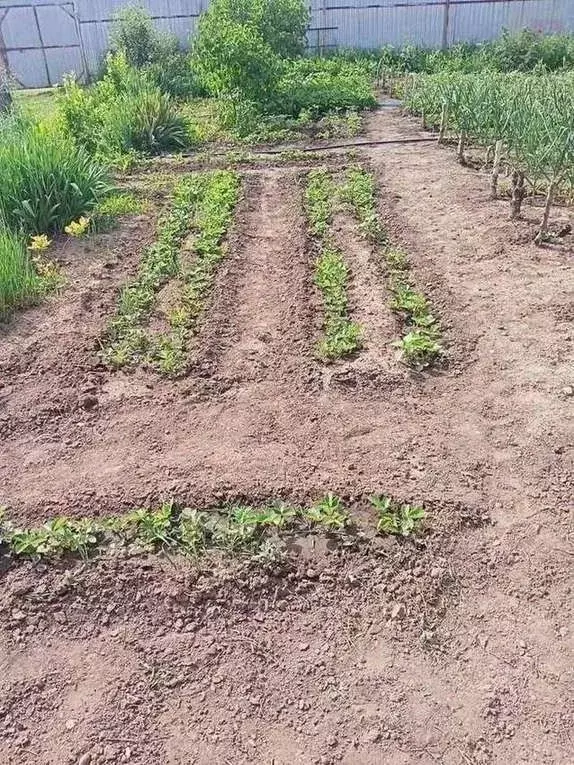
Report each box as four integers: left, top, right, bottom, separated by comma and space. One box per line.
191, 0, 309, 104
0, 225, 40, 316
192, 15, 281, 102
146, 53, 203, 99
0, 118, 110, 234
57, 55, 192, 158
110, 5, 178, 68
102, 87, 190, 154
276, 59, 377, 117
202, 0, 309, 59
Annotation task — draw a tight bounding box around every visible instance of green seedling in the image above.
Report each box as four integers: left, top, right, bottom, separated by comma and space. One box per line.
305, 493, 349, 530
370, 496, 426, 537
394, 329, 442, 367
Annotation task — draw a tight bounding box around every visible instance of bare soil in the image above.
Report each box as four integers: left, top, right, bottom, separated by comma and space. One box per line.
0, 107, 572, 765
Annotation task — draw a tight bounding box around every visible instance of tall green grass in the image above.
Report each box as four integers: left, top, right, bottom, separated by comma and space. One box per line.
0, 117, 110, 235
0, 225, 41, 316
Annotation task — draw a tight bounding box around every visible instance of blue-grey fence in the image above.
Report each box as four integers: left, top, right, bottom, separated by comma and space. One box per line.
1, 0, 573, 89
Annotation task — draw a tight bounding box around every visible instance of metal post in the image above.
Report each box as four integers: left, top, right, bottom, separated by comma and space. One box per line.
441, 0, 451, 51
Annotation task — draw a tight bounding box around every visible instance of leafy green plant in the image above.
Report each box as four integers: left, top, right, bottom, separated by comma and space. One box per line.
57, 56, 193, 160
393, 329, 442, 367
192, 14, 281, 104
122, 503, 178, 549
370, 496, 425, 537
179, 508, 210, 554
276, 58, 377, 118
305, 169, 362, 360
102, 87, 190, 155
305, 494, 348, 530
8, 518, 101, 559
315, 245, 362, 359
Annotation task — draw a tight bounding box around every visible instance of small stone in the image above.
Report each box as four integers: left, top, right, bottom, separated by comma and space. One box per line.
430, 567, 442, 579
299, 642, 310, 651
391, 603, 406, 620
78, 755, 92, 765
65, 719, 76, 731
561, 385, 573, 397
11, 609, 26, 621
306, 568, 318, 579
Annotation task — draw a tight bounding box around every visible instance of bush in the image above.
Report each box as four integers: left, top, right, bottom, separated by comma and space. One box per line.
110, 5, 178, 68
276, 59, 377, 116
191, 0, 309, 103
102, 88, 190, 154
192, 15, 281, 102
57, 54, 193, 158
202, 0, 308, 59
0, 117, 110, 234
146, 53, 204, 99
0, 225, 40, 316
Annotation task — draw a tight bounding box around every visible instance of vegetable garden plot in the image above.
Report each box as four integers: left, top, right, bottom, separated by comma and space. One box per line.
0, 106, 571, 533
403, 71, 574, 243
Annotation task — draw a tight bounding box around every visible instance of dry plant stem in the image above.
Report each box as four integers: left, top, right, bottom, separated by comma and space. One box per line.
438, 104, 448, 145
456, 132, 466, 163
510, 170, 526, 219
490, 140, 503, 200
534, 179, 557, 244
484, 144, 494, 166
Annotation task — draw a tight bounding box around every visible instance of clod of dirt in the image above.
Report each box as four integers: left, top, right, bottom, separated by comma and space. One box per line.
79, 394, 98, 410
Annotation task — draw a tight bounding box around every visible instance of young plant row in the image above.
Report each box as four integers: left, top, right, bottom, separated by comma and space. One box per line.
150, 170, 241, 375
304, 169, 362, 360
103, 169, 240, 374
342, 168, 443, 368
0, 495, 425, 563
404, 71, 574, 242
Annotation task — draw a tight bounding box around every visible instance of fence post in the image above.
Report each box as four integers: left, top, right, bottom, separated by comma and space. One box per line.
441, 0, 451, 50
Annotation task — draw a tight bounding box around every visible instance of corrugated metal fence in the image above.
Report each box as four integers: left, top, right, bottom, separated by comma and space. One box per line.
1, 0, 574, 89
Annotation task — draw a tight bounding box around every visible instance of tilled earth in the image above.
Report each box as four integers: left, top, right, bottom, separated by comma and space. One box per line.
0, 107, 572, 764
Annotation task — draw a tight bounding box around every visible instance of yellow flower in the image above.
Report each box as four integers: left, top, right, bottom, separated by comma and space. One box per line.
64, 216, 91, 237
27, 234, 52, 251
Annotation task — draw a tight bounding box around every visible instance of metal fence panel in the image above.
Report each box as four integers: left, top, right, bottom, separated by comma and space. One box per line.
2, 0, 574, 89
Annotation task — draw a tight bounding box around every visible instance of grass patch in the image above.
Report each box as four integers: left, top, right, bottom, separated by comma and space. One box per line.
342, 167, 443, 368
149, 169, 240, 376
0, 492, 427, 564
13, 88, 57, 123
305, 169, 362, 360
0, 226, 43, 317
92, 192, 148, 232
0, 116, 110, 236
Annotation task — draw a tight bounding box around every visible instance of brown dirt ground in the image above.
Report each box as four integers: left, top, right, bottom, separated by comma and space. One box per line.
0, 107, 573, 764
